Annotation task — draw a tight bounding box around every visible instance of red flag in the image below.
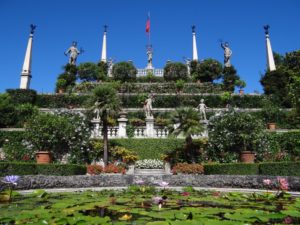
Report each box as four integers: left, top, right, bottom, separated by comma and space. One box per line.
146, 15, 150, 33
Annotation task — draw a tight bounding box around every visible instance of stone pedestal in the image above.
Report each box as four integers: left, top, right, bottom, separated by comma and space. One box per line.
200, 120, 209, 137
145, 116, 155, 137
118, 117, 128, 137
91, 118, 101, 138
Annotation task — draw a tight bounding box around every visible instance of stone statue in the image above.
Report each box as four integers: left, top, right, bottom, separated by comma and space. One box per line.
30, 24, 36, 34
184, 57, 191, 75
197, 99, 208, 121
107, 58, 114, 77
93, 101, 100, 120
221, 42, 232, 67
264, 25, 270, 35
147, 49, 153, 66
144, 94, 154, 118
64, 41, 81, 65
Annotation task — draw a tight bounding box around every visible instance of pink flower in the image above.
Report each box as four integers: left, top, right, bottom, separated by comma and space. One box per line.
181, 192, 190, 196
283, 216, 293, 224
152, 196, 163, 204
159, 181, 169, 188
135, 179, 145, 185
263, 179, 271, 186
278, 178, 289, 191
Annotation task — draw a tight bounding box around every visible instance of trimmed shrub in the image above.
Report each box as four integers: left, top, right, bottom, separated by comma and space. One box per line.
6, 89, 37, 105
204, 163, 259, 175
259, 161, 300, 176
109, 138, 185, 159
0, 162, 86, 176
172, 163, 204, 174
35, 94, 89, 108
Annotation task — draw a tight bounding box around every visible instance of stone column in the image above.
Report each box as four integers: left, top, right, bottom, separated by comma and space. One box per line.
20, 25, 36, 89
145, 116, 155, 137
117, 112, 128, 138
192, 25, 198, 61
101, 25, 107, 63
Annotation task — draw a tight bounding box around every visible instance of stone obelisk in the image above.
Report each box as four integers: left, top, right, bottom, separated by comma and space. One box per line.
20, 24, 36, 89
192, 25, 198, 61
101, 25, 107, 63
264, 25, 276, 71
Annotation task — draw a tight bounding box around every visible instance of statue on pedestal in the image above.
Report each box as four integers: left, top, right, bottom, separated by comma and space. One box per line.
93, 101, 100, 120
197, 99, 208, 121
220, 41, 232, 67
64, 41, 83, 65
144, 94, 154, 118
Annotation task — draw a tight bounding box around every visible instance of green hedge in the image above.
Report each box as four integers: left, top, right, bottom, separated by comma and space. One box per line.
0, 162, 86, 176
6, 89, 37, 105
204, 161, 300, 176
259, 161, 300, 176
34, 93, 268, 108
109, 138, 185, 159
204, 163, 259, 175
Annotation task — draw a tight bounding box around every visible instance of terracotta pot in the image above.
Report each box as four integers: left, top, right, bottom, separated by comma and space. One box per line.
267, 123, 276, 130
240, 151, 255, 163
35, 151, 52, 164
239, 89, 244, 95
58, 89, 65, 94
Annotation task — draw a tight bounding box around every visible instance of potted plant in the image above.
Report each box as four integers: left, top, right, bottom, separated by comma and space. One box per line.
235, 79, 246, 95
25, 113, 70, 164
55, 78, 67, 94
261, 98, 280, 130
208, 110, 266, 163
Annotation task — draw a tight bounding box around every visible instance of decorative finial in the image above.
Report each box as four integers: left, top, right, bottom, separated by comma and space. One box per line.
264, 25, 270, 35
192, 25, 196, 33
104, 25, 108, 33
30, 24, 36, 34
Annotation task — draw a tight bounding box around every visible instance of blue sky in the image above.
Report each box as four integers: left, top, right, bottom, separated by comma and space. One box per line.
0, 0, 299, 94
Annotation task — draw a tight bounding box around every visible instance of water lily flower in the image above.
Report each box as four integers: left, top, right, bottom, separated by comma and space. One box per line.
152, 196, 163, 204
278, 178, 289, 191
135, 179, 145, 185
158, 181, 169, 188
2, 175, 19, 185
119, 214, 132, 221
263, 179, 271, 186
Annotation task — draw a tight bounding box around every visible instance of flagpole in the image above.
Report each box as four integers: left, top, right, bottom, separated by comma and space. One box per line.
148, 12, 151, 46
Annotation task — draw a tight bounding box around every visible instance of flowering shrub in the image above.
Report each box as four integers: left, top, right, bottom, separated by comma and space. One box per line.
172, 163, 204, 174
135, 159, 164, 169
112, 146, 139, 164
207, 110, 268, 162
87, 164, 125, 175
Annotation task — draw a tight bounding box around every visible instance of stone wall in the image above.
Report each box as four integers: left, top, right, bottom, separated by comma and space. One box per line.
2, 174, 300, 191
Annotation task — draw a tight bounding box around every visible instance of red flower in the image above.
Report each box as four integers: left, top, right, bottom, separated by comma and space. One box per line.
181, 192, 190, 196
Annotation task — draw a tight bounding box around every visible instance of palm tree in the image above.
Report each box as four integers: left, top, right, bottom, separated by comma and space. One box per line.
91, 84, 121, 165
169, 107, 204, 163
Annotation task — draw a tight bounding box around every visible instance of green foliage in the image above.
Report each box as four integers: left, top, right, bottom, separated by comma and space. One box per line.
163, 62, 188, 81
55, 63, 78, 93
55, 79, 67, 91
204, 163, 259, 175
77, 62, 106, 82
259, 161, 300, 176
234, 79, 246, 90
15, 103, 39, 127
222, 66, 240, 92
112, 61, 137, 82
35, 94, 89, 108
260, 97, 281, 123
191, 59, 223, 82
109, 138, 185, 159
175, 79, 185, 91
6, 89, 37, 105
97, 61, 109, 81
208, 111, 266, 161
0, 94, 17, 128
0, 162, 86, 176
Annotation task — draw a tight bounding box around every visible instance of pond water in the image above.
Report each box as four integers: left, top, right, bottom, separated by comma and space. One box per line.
0, 186, 300, 224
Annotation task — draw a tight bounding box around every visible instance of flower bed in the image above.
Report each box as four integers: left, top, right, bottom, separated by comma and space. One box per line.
135, 159, 164, 169
172, 163, 204, 174
86, 164, 126, 175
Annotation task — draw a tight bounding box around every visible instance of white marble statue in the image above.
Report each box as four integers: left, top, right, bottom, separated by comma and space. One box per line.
221, 42, 232, 67
93, 101, 100, 120
144, 94, 154, 118
64, 41, 81, 65
197, 99, 208, 121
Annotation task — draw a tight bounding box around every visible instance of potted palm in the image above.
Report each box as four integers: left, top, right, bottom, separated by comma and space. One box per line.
208, 110, 266, 163
261, 98, 280, 130
25, 113, 70, 164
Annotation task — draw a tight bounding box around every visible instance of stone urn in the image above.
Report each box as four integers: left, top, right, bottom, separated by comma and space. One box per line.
35, 151, 52, 164
240, 151, 255, 163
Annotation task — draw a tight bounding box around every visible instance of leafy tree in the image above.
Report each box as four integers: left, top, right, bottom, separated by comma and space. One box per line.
55, 63, 77, 93
77, 62, 100, 82
191, 59, 223, 82
97, 61, 109, 81
163, 62, 188, 81
0, 94, 17, 128
168, 107, 204, 163
112, 62, 137, 82
222, 66, 240, 92
91, 84, 121, 165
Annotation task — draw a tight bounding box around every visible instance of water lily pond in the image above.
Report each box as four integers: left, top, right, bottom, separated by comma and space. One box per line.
1, 186, 300, 225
